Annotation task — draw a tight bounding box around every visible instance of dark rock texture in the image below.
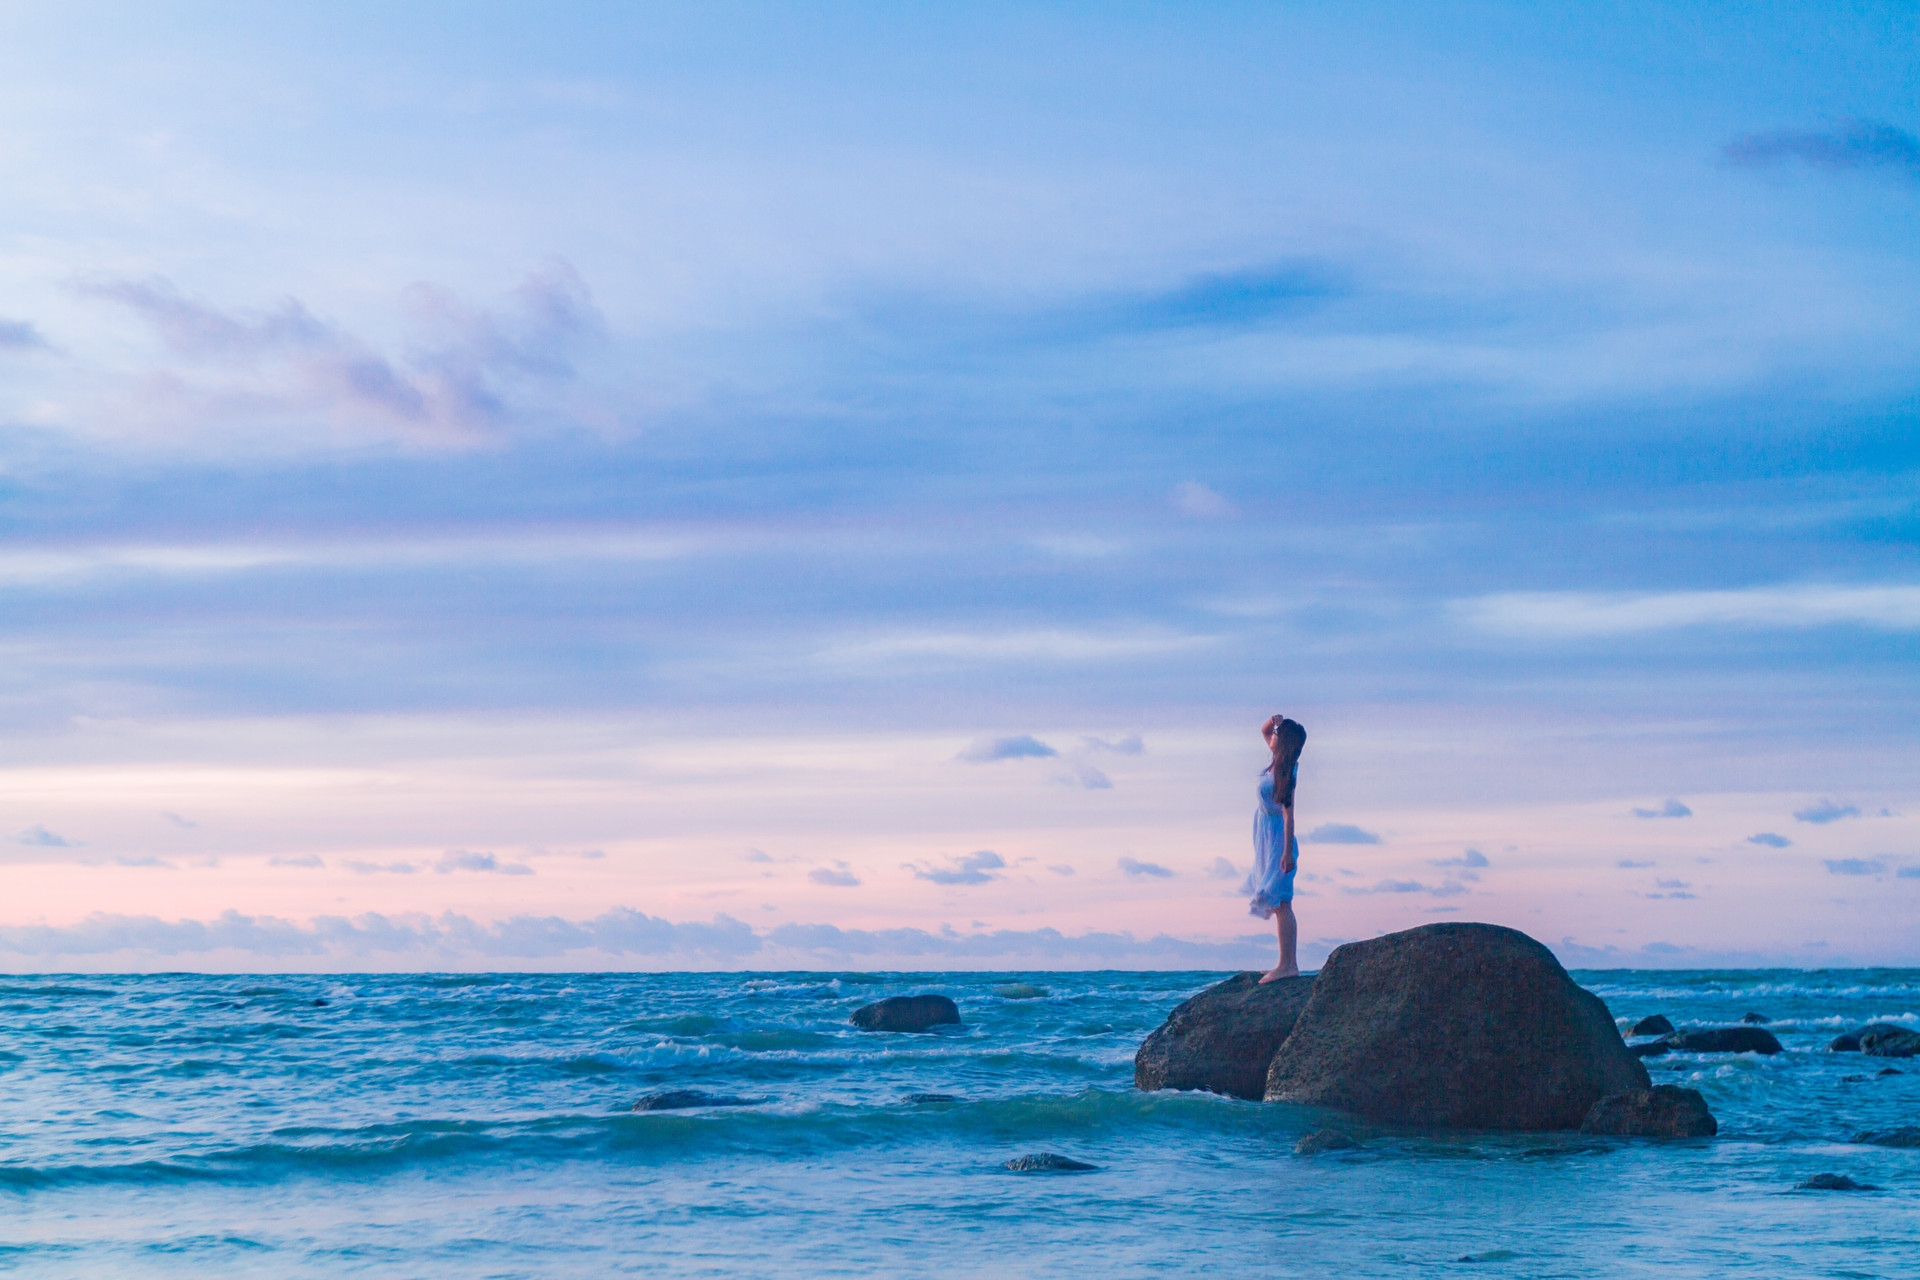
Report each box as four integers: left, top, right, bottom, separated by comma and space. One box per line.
1629, 1014, 1674, 1036
850, 994, 961, 1033
1004, 1153, 1097, 1172
1134, 972, 1316, 1100
1831, 1023, 1909, 1053
1629, 1040, 1671, 1058
1852, 1127, 1920, 1148
632, 1089, 752, 1111
1741, 1011, 1770, 1024
1878, 1067, 1904, 1076
1294, 1129, 1359, 1155
1262, 923, 1648, 1130
1665, 1027, 1783, 1055
1579, 1085, 1717, 1138
903, 1093, 959, 1104
1798, 1173, 1875, 1191
1861, 1026, 1920, 1058
1831, 1032, 1863, 1051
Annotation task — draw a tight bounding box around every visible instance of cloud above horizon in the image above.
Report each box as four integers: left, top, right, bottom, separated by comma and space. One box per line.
1724, 119, 1920, 180
1306, 824, 1382, 845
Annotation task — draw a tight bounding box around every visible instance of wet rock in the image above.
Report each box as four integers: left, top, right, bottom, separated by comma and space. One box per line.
1878, 1067, 1903, 1076
1840, 1074, 1868, 1083
1861, 1026, 1920, 1058
1741, 1011, 1770, 1024
850, 994, 961, 1033
1665, 1027, 1782, 1055
312, 998, 329, 1007
632, 1089, 753, 1111
993, 983, 1050, 1000
1797, 1172, 1875, 1191
1262, 923, 1648, 1130
1004, 1153, 1097, 1172
903, 1093, 959, 1104
1831, 1022, 1907, 1053
1629, 1014, 1673, 1036
1134, 972, 1315, 1101
1852, 1126, 1920, 1148
1830, 1032, 1862, 1052
1629, 1040, 1670, 1058
1579, 1085, 1717, 1138
1294, 1129, 1359, 1155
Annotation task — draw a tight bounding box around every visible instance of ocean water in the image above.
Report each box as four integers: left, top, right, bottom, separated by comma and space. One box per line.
0, 970, 1915, 1277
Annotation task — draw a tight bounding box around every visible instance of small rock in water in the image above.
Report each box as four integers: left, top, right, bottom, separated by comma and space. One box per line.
1741, 1011, 1770, 1024
1630, 1014, 1674, 1036
1579, 1085, 1717, 1138
850, 994, 962, 1033
1629, 1040, 1671, 1058
1665, 1027, 1782, 1055
1861, 1026, 1920, 1058
312, 998, 329, 1007
1830, 1032, 1862, 1052
993, 983, 1050, 1000
1851, 1126, 1920, 1148
1797, 1172, 1875, 1191
1004, 1152, 1097, 1173
1456, 1250, 1518, 1263
1294, 1129, 1359, 1155
1877, 1067, 1903, 1076
1840, 1074, 1867, 1083
632, 1089, 752, 1112
903, 1093, 960, 1104
1831, 1023, 1907, 1054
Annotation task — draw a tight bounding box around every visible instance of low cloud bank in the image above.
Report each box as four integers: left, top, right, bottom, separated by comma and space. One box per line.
0, 909, 1277, 971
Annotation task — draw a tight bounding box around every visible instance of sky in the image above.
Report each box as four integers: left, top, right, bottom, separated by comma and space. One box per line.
1, 1, 1917, 971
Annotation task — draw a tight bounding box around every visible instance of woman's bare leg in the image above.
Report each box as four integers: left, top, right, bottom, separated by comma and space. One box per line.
1260, 904, 1300, 982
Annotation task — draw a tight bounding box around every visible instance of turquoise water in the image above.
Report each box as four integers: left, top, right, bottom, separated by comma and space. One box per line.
0, 970, 1915, 1277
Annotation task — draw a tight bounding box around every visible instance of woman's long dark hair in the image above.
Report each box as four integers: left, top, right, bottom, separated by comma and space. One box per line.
1267, 717, 1307, 806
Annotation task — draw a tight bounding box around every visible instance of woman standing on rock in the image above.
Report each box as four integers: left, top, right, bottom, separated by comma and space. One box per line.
1247, 714, 1306, 982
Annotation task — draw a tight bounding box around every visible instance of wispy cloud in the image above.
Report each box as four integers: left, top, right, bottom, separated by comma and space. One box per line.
160, 811, 199, 830
1429, 848, 1488, 881
1795, 799, 1860, 825
269, 855, 325, 869
1116, 856, 1174, 879
1170, 481, 1236, 519
434, 849, 533, 876
1617, 859, 1655, 868
9, 825, 78, 848
958, 734, 1058, 762
1342, 878, 1468, 897
1305, 823, 1381, 845
346, 860, 417, 875
1207, 857, 1239, 880
1745, 833, 1791, 848
807, 862, 861, 887
1458, 584, 1920, 638
0, 318, 47, 349
1633, 798, 1692, 819
905, 849, 1005, 886
1825, 859, 1886, 876
1080, 734, 1144, 755
1724, 119, 1920, 180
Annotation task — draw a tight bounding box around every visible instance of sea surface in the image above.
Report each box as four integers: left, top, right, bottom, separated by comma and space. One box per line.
1, 969, 1915, 1277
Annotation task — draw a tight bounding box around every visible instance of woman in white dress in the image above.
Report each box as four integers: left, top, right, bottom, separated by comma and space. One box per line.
1245, 713, 1306, 982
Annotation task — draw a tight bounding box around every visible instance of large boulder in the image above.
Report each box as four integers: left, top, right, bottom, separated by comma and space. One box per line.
850, 994, 961, 1032
1862, 1026, 1920, 1058
1665, 1027, 1782, 1055
1629, 1014, 1674, 1037
1831, 1022, 1907, 1053
1262, 922, 1648, 1130
1134, 973, 1315, 1100
1580, 1085, 1717, 1137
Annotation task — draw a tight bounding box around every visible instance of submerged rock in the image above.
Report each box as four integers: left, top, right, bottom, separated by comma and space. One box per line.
1629, 1014, 1674, 1037
1861, 1026, 1920, 1058
1830, 1032, 1862, 1051
1629, 1040, 1671, 1058
632, 1089, 753, 1111
1741, 1011, 1770, 1024
1852, 1126, 1920, 1148
1262, 923, 1647, 1130
850, 994, 961, 1033
1134, 972, 1315, 1101
1797, 1172, 1875, 1191
1831, 1022, 1908, 1053
993, 983, 1050, 1000
1665, 1027, 1782, 1055
1004, 1153, 1097, 1172
1294, 1129, 1359, 1155
1878, 1067, 1904, 1076
903, 1093, 960, 1104
1579, 1085, 1717, 1138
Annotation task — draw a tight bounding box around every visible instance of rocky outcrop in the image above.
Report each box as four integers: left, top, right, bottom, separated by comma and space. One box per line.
632, 1089, 753, 1111
1741, 1011, 1770, 1024
1294, 1129, 1359, 1155
1629, 1040, 1670, 1058
1852, 1127, 1920, 1148
1579, 1085, 1717, 1137
850, 994, 961, 1032
1004, 1153, 1097, 1172
1798, 1173, 1875, 1191
1629, 1014, 1674, 1036
1262, 923, 1647, 1130
1665, 1027, 1782, 1055
1134, 972, 1315, 1101
1861, 1026, 1920, 1057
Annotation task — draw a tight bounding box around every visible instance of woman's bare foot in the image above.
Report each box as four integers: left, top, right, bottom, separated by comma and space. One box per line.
1258, 965, 1300, 983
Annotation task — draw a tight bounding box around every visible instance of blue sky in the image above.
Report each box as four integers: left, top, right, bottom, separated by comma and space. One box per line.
1, 2, 1917, 969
